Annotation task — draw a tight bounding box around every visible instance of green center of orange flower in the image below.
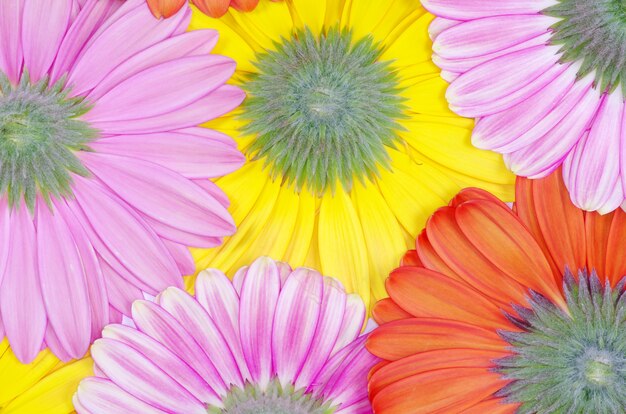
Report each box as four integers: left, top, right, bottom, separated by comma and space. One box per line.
208, 379, 336, 414
544, 0, 626, 93
0, 72, 96, 210
496, 270, 626, 413
241, 27, 407, 196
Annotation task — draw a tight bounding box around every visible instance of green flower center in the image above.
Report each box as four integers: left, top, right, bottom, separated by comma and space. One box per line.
496, 270, 626, 413
241, 27, 407, 195
544, 0, 626, 93
0, 73, 96, 210
208, 379, 336, 414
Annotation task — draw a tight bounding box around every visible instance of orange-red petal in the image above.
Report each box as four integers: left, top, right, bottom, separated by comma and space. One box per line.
372, 297, 413, 325
366, 318, 506, 361
230, 0, 260, 12
605, 210, 626, 285
584, 210, 613, 281
192, 0, 230, 17
400, 249, 422, 267
416, 230, 464, 283
147, 0, 187, 18
386, 267, 512, 329
463, 398, 519, 414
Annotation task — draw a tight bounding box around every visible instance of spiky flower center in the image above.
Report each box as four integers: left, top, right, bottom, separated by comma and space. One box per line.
0, 73, 96, 210
241, 27, 406, 196
208, 379, 336, 414
496, 270, 626, 413
544, 0, 626, 93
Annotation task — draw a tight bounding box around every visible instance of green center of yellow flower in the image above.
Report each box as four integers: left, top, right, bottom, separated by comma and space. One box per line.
208, 379, 336, 414
544, 0, 626, 93
241, 27, 406, 195
0, 73, 96, 210
496, 270, 626, 413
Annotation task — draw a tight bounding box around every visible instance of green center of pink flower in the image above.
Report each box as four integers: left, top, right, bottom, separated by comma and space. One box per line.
0, 73, 96, 210
241, 27, 407, 196
544, 0, 626, 93
495, 270, 626, 413
208, 379, 336, 414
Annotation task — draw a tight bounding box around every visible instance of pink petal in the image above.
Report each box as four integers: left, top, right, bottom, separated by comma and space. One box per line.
434, 15, 555, 59
193, 178, 231, 209
294, 277, 347, 389
232, 265, 247, 295
0, 198, 10, 288
158, 287, 245, 389
67, 2, 188, 96
84, 55, 235, 123
91, 338, 207, 414
563, 92, 624, 212
272, 268, 323, 386
504, 76, 601, 177
0, 0, 23, 83
54, 197, 109, 341
90, 130, 243, 179
102, 324, 220, 405
76, 377, 168, 414
312, 336, 378, 407
162, 240, 195, 276
36, 202, 91, 359
45, 323, 73, 362
0, 206, 46, 363
87, 30, 219, 101
473, 63, 579, 152
276, 261, 293, 288
195, 268, 252, 381
428, 17, 460, 40
140, 213, 223, 248
421, 0, 557, 20
239, 257, 281, 389
332, 294, 365, 354
72, 176, 182, 292
89, 85, 245, 134
100, 259, 143, 315
21, 0, 72, 81
50, 0, 122, 83
81, 152, 235, 237
447, 45, 561, 117
131, 300, 228, 395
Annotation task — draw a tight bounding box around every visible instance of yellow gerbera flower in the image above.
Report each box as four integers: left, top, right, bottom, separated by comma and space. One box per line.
0, 340, 90, 414
190, 0, 515, 308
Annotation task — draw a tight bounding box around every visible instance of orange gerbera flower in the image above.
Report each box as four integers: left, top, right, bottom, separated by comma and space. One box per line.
367, 169, 626, 413
146, 0, 278, 18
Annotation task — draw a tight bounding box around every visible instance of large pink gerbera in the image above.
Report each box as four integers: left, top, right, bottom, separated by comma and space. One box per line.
74, 257, 377, 413
423, 0, 626, 213
0, 0, 244, 363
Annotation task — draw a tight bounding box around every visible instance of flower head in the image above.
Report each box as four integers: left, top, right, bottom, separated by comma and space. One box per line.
0, 0, 244, 363
424, 0, 626, 213
74, 257, 377, 413
367, 170, 626, 413
189, 0, 515, 310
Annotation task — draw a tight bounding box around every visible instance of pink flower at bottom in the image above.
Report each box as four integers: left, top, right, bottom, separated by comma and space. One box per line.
423, 0, 626, 214
74, 257, 378, 414
0, 0, 244, 363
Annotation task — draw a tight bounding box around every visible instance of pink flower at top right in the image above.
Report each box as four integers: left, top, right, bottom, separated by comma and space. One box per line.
424, 0, 626, 214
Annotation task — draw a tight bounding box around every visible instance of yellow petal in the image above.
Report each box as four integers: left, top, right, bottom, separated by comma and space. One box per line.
342, 0, 424, 44
225, 1, 293, 52
380, 11, 433, 68
318, 190, 370, 308
285, 0, 325, 34
350, 181, 406, 303
282, 189, 316, 267
3, 358, 93, 414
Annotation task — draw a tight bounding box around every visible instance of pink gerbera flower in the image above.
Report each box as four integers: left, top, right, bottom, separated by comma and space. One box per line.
0, 0, 245, 363
74, 257, 377, 413
423, 0, 626, 213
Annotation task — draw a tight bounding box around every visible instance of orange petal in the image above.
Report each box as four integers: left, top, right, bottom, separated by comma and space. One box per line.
584, 211, 614, 281
366, 318, 506, 361
372, 297, 412, 325
371, 367, 505, 414
400, 249, 422, 267
522, 171, 586, 282
463, 398, 519, 414
192, 0, 230, 17
456, 199, 565, 309
230, 0, 260, 11
369, 348, 508, 401
426, 206, 529, 308
147, 0, 187, 18
416, 230, 464, 283
605, 210, 626, 286
449, 187, 503, 207
386, 267, 512, 329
